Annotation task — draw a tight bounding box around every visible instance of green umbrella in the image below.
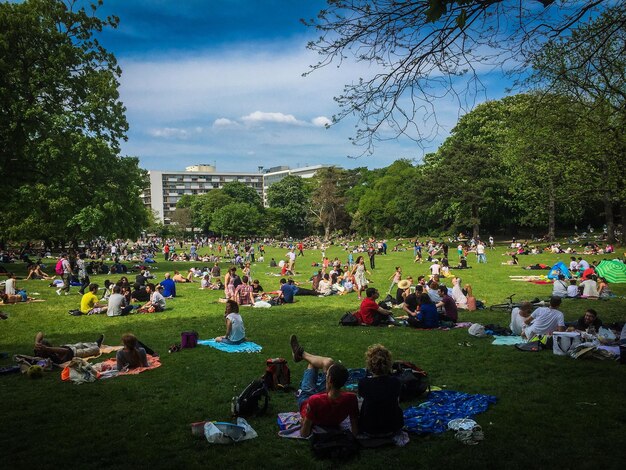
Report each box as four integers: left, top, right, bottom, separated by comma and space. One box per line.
595, 260, 626, 284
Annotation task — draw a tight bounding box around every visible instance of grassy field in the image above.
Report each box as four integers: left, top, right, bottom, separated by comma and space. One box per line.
1, 242, 625, 470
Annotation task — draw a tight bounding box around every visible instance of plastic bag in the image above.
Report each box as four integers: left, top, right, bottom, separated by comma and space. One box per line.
253, 301, 272, 308
204, 418, 257, 444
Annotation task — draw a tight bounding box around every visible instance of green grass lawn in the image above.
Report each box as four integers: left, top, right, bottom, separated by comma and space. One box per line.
1, 243, 625, 469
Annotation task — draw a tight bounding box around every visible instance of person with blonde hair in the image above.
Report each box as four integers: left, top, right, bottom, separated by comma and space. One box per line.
358, 344, 403, 436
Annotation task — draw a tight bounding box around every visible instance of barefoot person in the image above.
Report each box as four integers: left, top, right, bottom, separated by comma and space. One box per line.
33, 332, 104, 364
289, 335, 359, 438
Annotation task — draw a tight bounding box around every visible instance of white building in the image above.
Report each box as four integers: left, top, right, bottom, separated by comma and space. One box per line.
142, 164, 326, 224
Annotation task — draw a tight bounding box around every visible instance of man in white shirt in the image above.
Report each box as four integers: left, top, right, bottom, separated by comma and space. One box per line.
430, 260, 441, 276
569, 256, 579, 273
4, 272, 16, 295
510, 302, 532, 336
523, 297, 566, 339
286, 249, 296, 272
578, 257, 590, 271
476, 242, 486, 263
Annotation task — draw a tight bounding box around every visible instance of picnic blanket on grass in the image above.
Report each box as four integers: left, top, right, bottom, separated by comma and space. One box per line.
403, 390, 497, 434
95, 354, 161, 377
198, 339, 262, 353
492, 336, 524, 346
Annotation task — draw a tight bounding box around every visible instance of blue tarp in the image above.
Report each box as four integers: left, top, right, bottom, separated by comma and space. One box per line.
547, 261, 571, 280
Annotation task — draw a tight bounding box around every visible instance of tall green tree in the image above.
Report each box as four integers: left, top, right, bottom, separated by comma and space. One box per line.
266, 175, 311, 237
222, 181, 263, 209
309, 167, 351, 239
0, 0, 146, 243
210, 203, 264, 239
189, 191, 234, 233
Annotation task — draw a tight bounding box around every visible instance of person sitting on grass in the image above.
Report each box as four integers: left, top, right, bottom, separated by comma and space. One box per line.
407, 294, 439, 329
436, 285, 458, 323
355, 288, 395, 326
80, 283, 108, 315
510, 301, 533, 336
116, 333, 149, 370
574, 308, 603, 332
358, 344, 403, 437
551, 274, 569, 298
580, 275, 599, 299
234, 275, 255, 306
34, 331, 104, 364
159, 272, 176, 298
279, 278, 297, 304
566, 279, 579, 298
107, 285, 133, 317
137, 283, 166, 313
522, 296, 566, 339
289, 335, 359, 438
215, 300, 247, 344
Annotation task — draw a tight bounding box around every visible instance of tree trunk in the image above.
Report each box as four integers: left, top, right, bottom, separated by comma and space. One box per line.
324, 224, 331, 241
603, 192, 615, 243
471, 204, 480, 239
547, 186, 555, 241
621, 203, 626, 246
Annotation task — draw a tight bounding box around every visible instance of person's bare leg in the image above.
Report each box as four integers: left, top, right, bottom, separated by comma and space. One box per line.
290, 335, 334, 372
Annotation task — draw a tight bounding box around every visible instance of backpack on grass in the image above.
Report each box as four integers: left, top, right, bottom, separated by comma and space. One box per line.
392, 361, 429, 402
231, 379, 269, 417
311, 430, 360, 460
263, 358, 290, 390
339, 311, 359, 326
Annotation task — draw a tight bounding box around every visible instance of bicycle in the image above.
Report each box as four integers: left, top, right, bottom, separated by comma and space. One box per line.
489, 294, 547, 312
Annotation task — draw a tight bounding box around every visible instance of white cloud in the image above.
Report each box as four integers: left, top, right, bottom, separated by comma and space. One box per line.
241, 111, 303, 126
311, 116, 331, 127
213, 118, 239, 128
149, 127, 194, 139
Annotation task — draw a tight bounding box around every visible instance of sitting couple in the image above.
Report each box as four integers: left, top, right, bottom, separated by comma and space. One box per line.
290, 336, 403, 438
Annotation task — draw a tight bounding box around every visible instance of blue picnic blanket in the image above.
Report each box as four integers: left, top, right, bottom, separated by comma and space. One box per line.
492, 336, 524, 346
403, 390, 497, 434
197, 339, 262, 353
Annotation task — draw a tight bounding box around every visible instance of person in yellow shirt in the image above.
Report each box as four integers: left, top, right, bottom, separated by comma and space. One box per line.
80, 284, 108, 315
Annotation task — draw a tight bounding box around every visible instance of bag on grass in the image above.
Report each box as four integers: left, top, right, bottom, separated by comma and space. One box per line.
181, 331, 199, 349
204, 418, 258, 444
231, 379, 269, 417
391, 361, 429, 401
311, 430, 359, 460
339, 311, 359, 326
263, 358, 290, 390
552, 332, 581, 356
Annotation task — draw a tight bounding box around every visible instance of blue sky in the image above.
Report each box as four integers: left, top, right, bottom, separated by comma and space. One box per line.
95, 0, 512, 172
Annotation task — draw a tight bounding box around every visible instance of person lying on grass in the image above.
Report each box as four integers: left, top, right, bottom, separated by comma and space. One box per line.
34, 331, 104, 364
116, 334, 149, 370
289, 335, 358, 438
215, 300, 247, 345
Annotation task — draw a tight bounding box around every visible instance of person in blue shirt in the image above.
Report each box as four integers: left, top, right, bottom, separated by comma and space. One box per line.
279, 278, 297, 303
407, 294, 439, 329
159, 272, 177, 298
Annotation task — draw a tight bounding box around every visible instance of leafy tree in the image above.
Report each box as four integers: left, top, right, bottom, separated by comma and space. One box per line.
529, 4, 626, 243
222, 181, 263, 208
210, 203, 264, 239
303, 0, 614, 153
266, 175, 311, 237
189, 191, 234, 233
0, 0, 147, 243
309, 167, 351, 239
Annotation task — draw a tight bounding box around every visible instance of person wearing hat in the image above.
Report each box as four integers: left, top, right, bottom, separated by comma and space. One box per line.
396, 278, 412, 303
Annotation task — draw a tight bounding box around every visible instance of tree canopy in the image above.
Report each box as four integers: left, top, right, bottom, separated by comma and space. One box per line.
303, 0, 616, 153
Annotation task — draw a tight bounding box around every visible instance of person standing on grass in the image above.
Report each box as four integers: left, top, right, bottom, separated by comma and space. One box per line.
352, 256, 370, 300
56, 253, 73, 296
289, 335, 359, 438
76, 253, 90, 295
297, 241, 304, 257
368, 244, 376, 269
387, 266, 402, 295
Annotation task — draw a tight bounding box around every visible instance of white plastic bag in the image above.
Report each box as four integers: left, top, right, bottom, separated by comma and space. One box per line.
253, 301, 272, 308
553, 332, 581, 356
204, 418, 257, 444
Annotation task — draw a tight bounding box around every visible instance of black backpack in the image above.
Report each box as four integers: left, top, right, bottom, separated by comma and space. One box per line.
263, 358, 291, 390
311, 430, 360, 460
392, 361, 429, 402
231, 379, 269, 417
339, 311, 359, 326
